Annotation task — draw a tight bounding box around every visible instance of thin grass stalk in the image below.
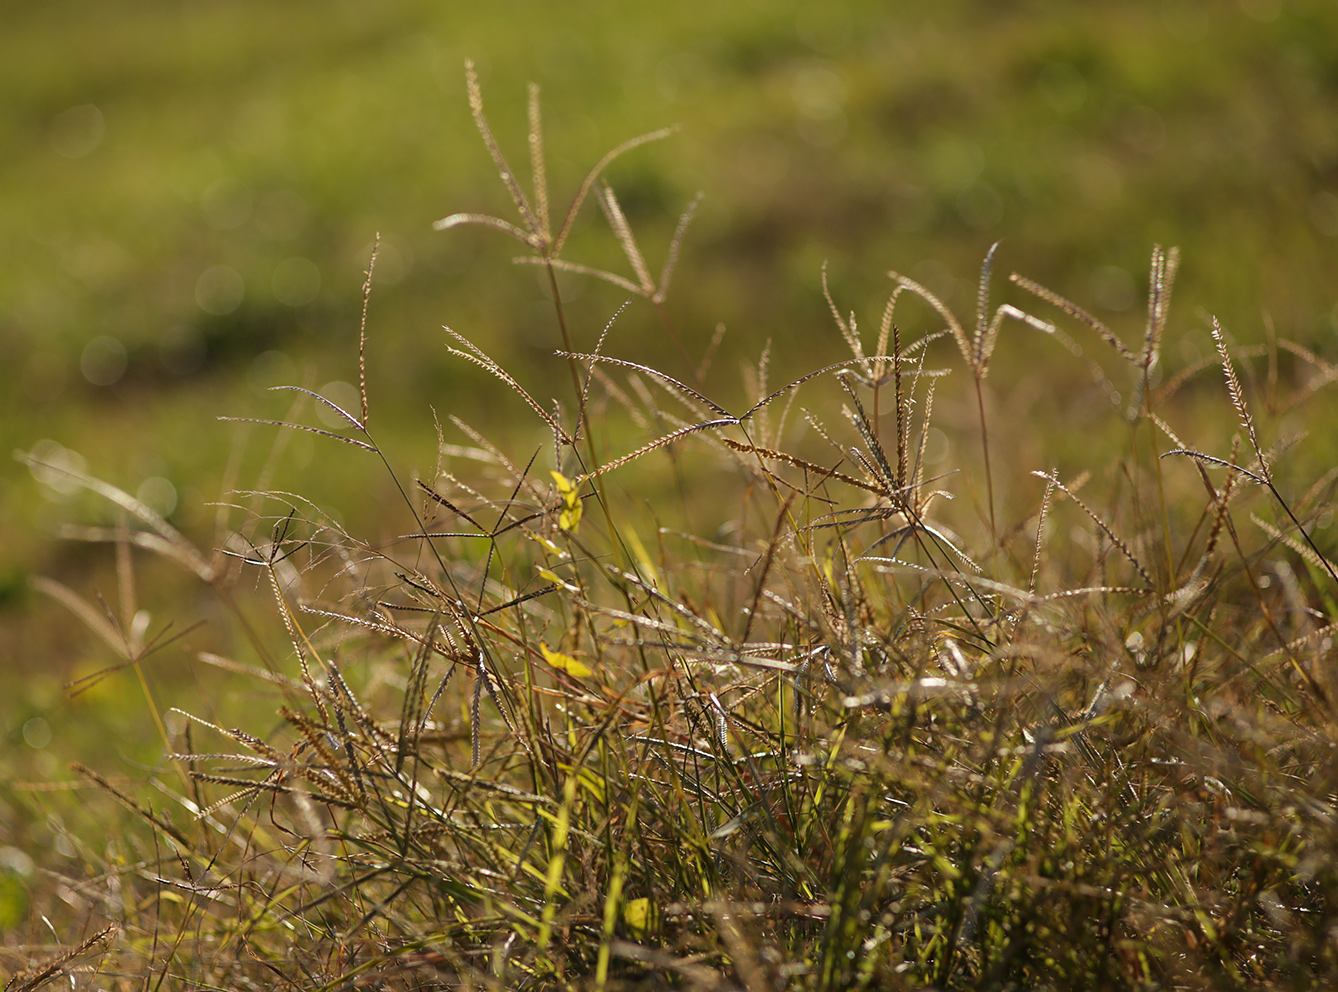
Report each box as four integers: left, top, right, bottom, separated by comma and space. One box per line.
973, 381, 996, 554
974, 243, 1001, 551
1212, 318, 1338, 595
542, 260, 633, 579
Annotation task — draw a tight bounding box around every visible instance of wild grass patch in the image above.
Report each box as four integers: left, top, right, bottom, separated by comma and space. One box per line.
9, 64, 1338, 991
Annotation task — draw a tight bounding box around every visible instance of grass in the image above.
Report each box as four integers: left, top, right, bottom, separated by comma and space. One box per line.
8, 2, 1338, 573
8, 62, 1338, 990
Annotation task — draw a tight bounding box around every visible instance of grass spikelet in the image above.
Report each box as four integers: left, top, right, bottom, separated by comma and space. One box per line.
1142, 243, 1179, 373
1212, 316, 1268, 483
1033, 469, 1154, 591
1010, 271, 1137, 364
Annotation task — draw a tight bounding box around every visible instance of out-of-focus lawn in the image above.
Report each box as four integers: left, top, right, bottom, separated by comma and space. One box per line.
2, 0, 1337, 893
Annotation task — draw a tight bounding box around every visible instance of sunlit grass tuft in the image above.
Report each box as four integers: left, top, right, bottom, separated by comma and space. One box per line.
10, 65, 1338, 991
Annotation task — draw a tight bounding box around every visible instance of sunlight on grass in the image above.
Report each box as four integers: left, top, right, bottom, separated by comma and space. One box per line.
7, 4, 1338, 988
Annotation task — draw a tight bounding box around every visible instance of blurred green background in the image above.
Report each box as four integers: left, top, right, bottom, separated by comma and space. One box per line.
3, 0, 1338, 873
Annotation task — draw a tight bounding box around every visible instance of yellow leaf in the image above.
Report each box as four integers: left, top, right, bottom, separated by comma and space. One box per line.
550, 470, 582, 533
530, 534, 567, 558
540, 642, 593, 679
620, 524, 660, 588
623, 897, 652, 936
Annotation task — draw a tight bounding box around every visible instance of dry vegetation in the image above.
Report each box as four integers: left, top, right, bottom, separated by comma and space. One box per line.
9, 65, 1338, 991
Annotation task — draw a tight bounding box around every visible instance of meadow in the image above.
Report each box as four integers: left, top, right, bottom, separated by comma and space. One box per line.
5, 2, 1338, 988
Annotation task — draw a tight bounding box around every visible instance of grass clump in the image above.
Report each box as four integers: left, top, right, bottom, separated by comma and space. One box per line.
11, 65, 1338, 991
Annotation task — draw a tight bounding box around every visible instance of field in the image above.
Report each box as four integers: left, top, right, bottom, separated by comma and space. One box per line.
5, 2, 1338, 988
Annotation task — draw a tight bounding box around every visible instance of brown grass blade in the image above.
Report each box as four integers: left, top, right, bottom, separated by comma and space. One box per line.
886, 270, 973, 372
18, 451, 216, 581
553, 125, 679, 255
1033, 470, 1153, 590
577, 419, 738, 483
599, 182, 655, 294
1212, 317, 1269, 483
70, 762, 194, 850
445, 327, 572, 443
655, 191, 703, 303
1010, 272, 1136, 364
217, 416, 377, 453
528, 82, 550, 243
432, 211, 543, 249
557, 353, 734, 419
464, 60, 541, 244
515, 255, 645, 296
9, 924, 117, 992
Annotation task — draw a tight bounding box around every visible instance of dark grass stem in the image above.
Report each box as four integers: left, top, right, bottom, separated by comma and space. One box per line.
973, 379, 997, 557
543, 260, 642, 589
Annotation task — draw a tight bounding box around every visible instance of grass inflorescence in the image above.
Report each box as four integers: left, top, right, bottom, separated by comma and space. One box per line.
10, 65, 1338, 991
